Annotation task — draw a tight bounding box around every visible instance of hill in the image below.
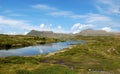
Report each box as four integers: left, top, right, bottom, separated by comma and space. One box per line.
27, 29, 120, 39
27, 30, 54, 37
27, 30, 73, 39
77, 29, 113, 36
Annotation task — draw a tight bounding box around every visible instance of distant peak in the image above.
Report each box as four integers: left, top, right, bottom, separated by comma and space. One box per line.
84, 28, 93, 31
30, 30, 53, 33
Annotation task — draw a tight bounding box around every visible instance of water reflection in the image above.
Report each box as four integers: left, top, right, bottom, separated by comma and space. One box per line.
0, 41, 85, 57
39, 49, 43, 53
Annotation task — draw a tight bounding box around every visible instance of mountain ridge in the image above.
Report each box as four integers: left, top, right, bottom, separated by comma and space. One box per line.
27, 29, 120, 37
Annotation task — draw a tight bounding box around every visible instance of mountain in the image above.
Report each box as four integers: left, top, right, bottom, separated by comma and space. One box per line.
27, 30, 54, 37
27, 30, 73, 39
77, 29, 113, 36
27, 29, 120, 38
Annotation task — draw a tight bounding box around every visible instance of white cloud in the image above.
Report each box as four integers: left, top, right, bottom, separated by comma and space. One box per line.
71, 23, 82, 30
38, 24, 69, 33
50, 24, 52, 27
71, 13, 110, 23
72, 30, 81, 34
102, 27, 112, 32
72, 23, 93, 30
0, 16, 69, 34
87, 14, 110, 23
71, 23, 93, 34
0, 16, 48, 31
0, 16, 26, 26
23, 32, 29, 35
38, 24, 53, 31
32, 4, 73, 17
32, 4, 111, 24
0, 16, 41, 34
31, 4, 119, 32
57, 25, 62, 29
71, 15, 87, 19
4, 31, 17, 35
0, 16, 36, 31
98, 0, 113, 5
40, 24, 45, 28
96, 0, 120, 15
32, 4, 56, 10
50, 11, 72, 16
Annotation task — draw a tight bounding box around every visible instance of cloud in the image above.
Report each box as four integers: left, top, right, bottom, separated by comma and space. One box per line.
96, 0, 120, 15
0, 16, 40, 34
4, 31, 17, 35
57, 25, 62, 29
1, 9, 27, 17
71, 23, 93, 34
32, 4, 111, 24
86, 14, 110, 23
71, 23, 93, 30
32, 4, 73, 17
50, 11, 72, 16
38, 24, 53, 31
40, 24, 45, 28
101, 27, 112, 32
32, 4, 56, 11
23, 32, 29, 35
38, 24, 69, 33
0, 16, 39, 30
0, 16, 69, 34
53, 25, 68, 33
72, 29, 81, 34
0, 16, 27, 26
71, 13, 110, 23
71, 15, 87, 19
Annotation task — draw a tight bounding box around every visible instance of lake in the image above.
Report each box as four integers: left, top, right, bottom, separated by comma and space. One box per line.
0, 41, 85, 57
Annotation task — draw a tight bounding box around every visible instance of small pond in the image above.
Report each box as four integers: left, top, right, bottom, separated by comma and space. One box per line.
0, 41, 85, 57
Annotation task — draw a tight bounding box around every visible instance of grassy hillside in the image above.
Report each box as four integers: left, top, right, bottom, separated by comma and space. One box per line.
46, 36, 120, 73
0, 36, 120, 74
0, 34, 62, 49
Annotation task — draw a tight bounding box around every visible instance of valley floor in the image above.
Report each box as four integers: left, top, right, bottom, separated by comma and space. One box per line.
0, 36, 120, 74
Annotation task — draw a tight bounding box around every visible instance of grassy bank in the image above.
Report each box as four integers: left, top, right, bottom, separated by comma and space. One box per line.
46, 36, 120, 73
0, 36, 120, 74
0, 34, 62, 50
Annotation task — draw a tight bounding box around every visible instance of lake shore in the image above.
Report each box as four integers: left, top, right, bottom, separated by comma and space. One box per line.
44, 45, 76, 57
0, 34, 63, 50
0, 40, 83, 57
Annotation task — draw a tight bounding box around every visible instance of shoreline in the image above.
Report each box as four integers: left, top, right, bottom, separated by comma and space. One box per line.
44, 45, 76, 57
22, 45, 76, 58
0, 43, 77, 58
0, 41, 63, 50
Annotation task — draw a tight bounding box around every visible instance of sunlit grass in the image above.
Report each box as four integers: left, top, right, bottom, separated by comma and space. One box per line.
0, 36, 120, 74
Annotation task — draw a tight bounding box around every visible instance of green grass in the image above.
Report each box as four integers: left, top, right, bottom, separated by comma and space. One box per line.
44, 36, 120, 73
0, 36, 120, 74
0, 56, 76, 74
0, 34, 62, 49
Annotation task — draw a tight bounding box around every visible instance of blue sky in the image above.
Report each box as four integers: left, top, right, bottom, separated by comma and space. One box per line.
0, 0, 120, 34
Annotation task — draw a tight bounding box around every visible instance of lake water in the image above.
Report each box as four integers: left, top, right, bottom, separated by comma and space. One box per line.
0, 41, 85, 57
